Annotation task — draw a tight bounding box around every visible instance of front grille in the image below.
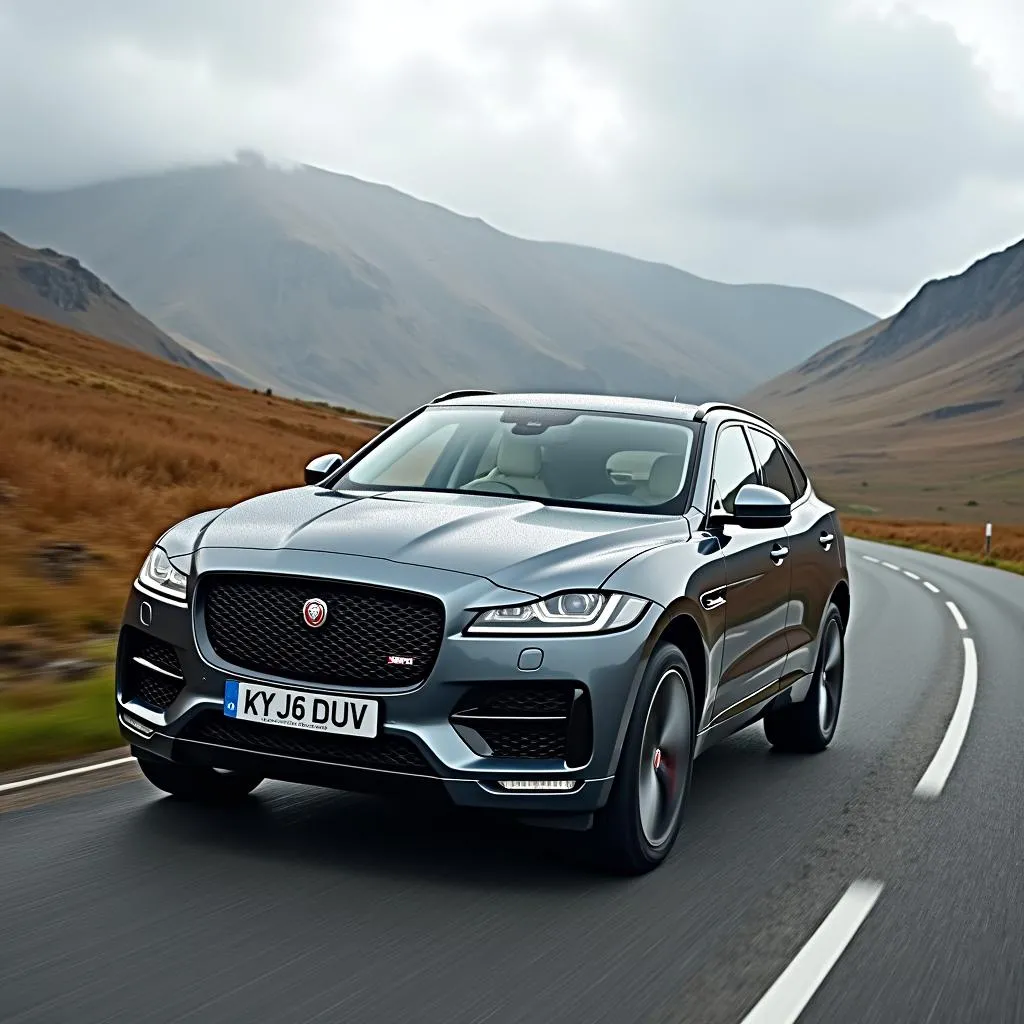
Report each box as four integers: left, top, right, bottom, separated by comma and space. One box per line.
120, 630, 185, 711
466, 687, 573, 717
179, 712, 435, 774
202, 574, 444, 687
475, 722, 568, 759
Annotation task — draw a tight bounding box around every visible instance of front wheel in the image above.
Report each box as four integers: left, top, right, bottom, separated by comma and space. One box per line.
586, 643, 695, 875
137, 758, 263, 803
764, 604, 845, 753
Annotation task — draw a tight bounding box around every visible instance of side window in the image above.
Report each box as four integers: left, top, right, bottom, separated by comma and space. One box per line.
748, 429, 799, 502
712, 425, 759, 514
780, 443, 809, 496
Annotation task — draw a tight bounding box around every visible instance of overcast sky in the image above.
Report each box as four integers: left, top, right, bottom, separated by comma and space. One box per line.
1, 0, 1023, 315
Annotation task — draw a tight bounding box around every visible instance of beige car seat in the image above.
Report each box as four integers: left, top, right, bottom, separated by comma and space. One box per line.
465, 436, 549, 496
630, 453, 686, 503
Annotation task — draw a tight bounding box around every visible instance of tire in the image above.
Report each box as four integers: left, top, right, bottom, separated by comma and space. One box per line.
137, 758, 263, 803
586, 643, 695, 875
764, 603, 845, 753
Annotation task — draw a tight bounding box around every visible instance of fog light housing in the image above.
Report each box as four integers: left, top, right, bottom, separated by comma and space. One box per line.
498, 779, 577, 792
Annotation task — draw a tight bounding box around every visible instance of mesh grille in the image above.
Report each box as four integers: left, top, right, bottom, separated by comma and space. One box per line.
121, 631, 185, 710
470, 687, 573, 717
475, 722, 568, 760
138, 640, 182, 677
179, 712, 435, 774
136, 670, 184, 710
202, 574, 444, 687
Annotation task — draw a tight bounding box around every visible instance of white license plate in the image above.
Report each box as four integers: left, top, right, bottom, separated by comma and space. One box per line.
224, 680, 379, 738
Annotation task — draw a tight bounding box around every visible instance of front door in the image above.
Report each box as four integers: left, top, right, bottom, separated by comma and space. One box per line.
707, 424, 793, 722
747, 427, 842, 680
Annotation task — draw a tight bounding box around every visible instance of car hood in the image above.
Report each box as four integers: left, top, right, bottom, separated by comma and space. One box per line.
185, 486, 688, 594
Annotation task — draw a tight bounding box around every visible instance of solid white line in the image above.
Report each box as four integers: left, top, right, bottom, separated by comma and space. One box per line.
739, 880, 884, 1024
923, 581, 941, 594
862, 555, 880, 564
881, 561, 901, 571
0, 757, 135, 795
945, 601, 968, 631
915, 638, 978, 799
903, 570, 921, 581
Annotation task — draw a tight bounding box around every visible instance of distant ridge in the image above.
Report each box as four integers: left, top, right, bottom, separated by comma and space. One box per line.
0, 159, 875, 415
0, 231, 219, 378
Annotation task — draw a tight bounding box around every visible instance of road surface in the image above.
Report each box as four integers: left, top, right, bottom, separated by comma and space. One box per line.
1, 539, 1021, 1024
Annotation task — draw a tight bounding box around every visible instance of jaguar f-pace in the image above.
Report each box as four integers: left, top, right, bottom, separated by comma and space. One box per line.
117, 391, 850, 874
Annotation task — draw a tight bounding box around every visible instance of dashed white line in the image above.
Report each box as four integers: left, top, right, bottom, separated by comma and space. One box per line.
739, 880, 884, 1024
903, 570, 921, 581
881, 561, 901, 571
923, 582, 941, 594
915, 638, 978, 799
0, 757, 135, 795
862, 555, 880, 564
945, 601, 968, 631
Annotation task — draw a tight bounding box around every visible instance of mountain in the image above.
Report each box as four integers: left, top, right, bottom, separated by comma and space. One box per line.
0, 158, 875, 415
0, 231, 218, 377
748, 238, 1024, 520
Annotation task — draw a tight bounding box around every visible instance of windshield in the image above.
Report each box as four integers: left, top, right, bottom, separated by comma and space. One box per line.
335, 405, 697, 512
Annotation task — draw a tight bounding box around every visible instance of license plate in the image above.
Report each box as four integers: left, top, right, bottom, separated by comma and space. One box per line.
224, 680, 379, 738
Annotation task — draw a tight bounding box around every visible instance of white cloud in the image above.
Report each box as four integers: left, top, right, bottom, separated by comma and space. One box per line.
0, 0, 1022, 314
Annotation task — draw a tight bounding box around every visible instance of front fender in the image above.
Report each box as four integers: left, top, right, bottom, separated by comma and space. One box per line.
157, 508, 227, 558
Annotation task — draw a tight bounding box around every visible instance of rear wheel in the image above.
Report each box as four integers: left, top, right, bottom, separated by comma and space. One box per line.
586, 643, 695, 875
137, 758, 263, 803
764, 604, 844, 753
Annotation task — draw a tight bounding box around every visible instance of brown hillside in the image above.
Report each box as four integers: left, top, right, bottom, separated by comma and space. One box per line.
748, 239, 1024, 521
0, 304, 379, 641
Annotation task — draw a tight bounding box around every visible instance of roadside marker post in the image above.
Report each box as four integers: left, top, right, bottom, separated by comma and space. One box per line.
985, 522, 992, 555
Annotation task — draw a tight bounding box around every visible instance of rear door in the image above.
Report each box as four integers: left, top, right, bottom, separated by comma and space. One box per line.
708, 424, 793, 722
747, 428, 841, 681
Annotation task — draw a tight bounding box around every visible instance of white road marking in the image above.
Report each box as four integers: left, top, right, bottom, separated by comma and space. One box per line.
739, 880, 884, 1024
903, 570, 921, 581
923, 582, 941, 594
881, 561, 901, 571
915, 638, 978, 799
0, 757, 135, 795
862, 555, 880, 564
945, 601, 968, 631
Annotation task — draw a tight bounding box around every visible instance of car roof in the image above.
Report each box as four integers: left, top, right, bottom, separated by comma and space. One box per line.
438, 392, 702, 420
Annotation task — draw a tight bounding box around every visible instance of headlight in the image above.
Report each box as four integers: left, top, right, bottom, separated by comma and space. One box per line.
465, 591, 649, 635
138, 547, 188, 602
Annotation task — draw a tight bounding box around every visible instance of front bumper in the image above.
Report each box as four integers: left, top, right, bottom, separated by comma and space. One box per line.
117, 556, 659, 818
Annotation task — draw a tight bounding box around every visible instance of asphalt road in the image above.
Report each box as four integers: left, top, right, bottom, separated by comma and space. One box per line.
1, 539, 1021, 1024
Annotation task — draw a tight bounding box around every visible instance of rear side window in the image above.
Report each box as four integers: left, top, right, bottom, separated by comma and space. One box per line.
712, 425, 759, 514
780, 443, 809, 496
748, 429, 799, 502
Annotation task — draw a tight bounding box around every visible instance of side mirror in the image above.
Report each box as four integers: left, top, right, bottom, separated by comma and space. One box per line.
304, 453, 344, 486
731, 483, 792, 527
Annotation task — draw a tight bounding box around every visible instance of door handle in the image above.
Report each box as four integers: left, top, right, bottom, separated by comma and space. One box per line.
819, 532, 835, 550
770, 543, 789, 565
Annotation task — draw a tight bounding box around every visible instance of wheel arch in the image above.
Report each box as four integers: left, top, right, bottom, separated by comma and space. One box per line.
829, 578, 851, 633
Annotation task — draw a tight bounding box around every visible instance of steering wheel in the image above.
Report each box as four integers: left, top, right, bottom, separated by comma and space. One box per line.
465, 479, 521, 495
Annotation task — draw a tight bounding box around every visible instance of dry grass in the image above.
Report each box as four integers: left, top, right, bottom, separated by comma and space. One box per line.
0, 304, 379, 642
842, 516, 1024, 575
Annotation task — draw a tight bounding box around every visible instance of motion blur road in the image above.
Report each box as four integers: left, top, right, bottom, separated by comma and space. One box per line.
2, 539, 1022, 1024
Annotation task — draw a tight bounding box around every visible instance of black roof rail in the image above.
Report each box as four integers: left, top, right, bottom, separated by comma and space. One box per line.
429, 389, 497, 404
691, 401, 771, 424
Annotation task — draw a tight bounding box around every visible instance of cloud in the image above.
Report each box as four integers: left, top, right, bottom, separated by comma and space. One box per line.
0, 0, 1022, 313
